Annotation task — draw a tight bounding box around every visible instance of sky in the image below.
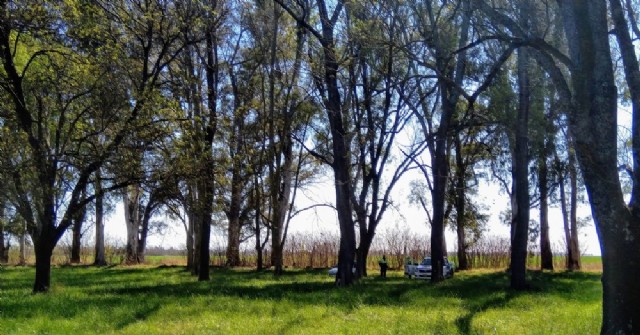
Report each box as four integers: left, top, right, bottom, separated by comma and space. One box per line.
97, 168, 602, 256
91, 104, 636, 259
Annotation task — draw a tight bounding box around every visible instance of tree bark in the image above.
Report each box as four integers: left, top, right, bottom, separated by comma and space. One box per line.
226, 70, 245, 268
123, 187, 141, 264
197, 17, 220, 280
567, 149, 581, 270
325, 35, 356, 287
454, 136, 469, 270
198, 176, 212, 281
255, 198, 263, 272
32, 234, 54, 292
226, 178, 242, 267
0, 220, 7, 264
70, 217, 83, 264
539, 155, 553, 270
185, 206, 194, 270
71, 192, 87, 264
0, 202, 7, 263
93, 171, 106, 266
558, 1, 640, 332
18, 226, 26, 266
511, 41, 531, 290
190, 194, 201, 275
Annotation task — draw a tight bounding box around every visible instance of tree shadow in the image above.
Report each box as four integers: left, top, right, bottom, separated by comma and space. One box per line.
454, 293, 514, 335
439, 270, 601, 335
0, 265, 601, 332
114, 301, 162, 330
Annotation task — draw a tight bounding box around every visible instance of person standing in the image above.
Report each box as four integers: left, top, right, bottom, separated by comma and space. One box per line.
379, 255, 388, 278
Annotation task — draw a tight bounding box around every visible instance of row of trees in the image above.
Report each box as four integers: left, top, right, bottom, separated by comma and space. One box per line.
0, 0, 638, 333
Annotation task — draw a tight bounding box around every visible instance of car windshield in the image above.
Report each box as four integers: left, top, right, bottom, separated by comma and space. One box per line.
421, 258, 431, 265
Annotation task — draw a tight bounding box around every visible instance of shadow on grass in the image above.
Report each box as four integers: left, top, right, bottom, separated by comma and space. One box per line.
114, 301, 162, 330
0, 265, 602, 329
454, 291, 514, 335
437, 270, 602, 335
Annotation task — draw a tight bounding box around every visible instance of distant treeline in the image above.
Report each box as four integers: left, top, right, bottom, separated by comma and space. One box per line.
6, 232, 594, 271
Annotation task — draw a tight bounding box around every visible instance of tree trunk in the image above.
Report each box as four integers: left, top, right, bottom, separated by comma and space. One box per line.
568, 151, 581, 270
430, 129, 448, 283
186, 199, 195, 271
70, 218, 82, 264
198, 177, 212, 281
274, 0, 356, 286
226, 197, 241, 267
196, 6, 220, 279
136, 216, 149, 264
255, 210, 263, 271
539, 156, 553, 270
19, 226, 26, 266
192, 209, 201, 275
0, 228, 7, 264
33, 237, 54, 292
559, 168, 573, 270
136, 200, 157, 264
93, 171, 106, 266
70, 197, 86, 264
270, 141, 294, 275
454, 137, 469, 270
226, 97, 244, 268
428, 0, 471, 283
0, 205, 7, 263
355, 220, 372, 278
560, 140, 581, 271
123, 188, 141, 264
558, 1, 640, 332
329, 68, 356, 287
267, 2, 285, 277
510, 42, 531, 290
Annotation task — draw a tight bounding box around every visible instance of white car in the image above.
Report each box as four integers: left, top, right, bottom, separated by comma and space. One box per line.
328, 264, 356, 276
411, 257, 454, 280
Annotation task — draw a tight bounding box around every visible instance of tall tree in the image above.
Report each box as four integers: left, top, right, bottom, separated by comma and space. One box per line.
548, 0, 639, 331
0, 0, 194, 291
510, 35, 531, 289
346, 0, 415, 278
247, 1, 315, 276
404, 0, 474, 282
276, 0, 357, 285
555, 135, 581, 271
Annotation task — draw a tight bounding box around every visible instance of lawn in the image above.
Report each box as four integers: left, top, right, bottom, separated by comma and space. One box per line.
0, 266, 601, 335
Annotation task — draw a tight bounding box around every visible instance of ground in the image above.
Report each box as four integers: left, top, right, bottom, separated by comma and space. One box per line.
0, 266, 601, 334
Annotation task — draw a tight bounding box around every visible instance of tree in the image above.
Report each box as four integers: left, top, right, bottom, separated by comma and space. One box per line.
450, 123, 492, 271
510, 32, 531, 289
242, 0, 322, 276
554, 134, 581, 271
0, 0, 194, 292
492, 0, 640, 331
346, 0, 415, 278
276, 0, 357, 285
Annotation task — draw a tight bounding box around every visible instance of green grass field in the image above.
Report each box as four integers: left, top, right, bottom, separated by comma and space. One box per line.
0, 266, 601, 335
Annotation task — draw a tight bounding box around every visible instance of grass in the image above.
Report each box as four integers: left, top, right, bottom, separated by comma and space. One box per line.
0, 265, 601, 335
